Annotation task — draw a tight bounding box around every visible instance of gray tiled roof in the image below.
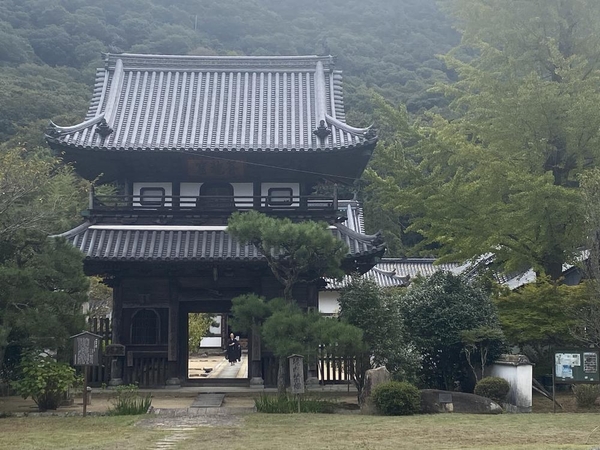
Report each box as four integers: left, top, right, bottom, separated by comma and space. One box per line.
325, 258, 462, 290
57, 223, 384, 262
46, 53, 374, 153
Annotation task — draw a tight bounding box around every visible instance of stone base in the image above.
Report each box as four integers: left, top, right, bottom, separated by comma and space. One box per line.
108, 378, 123, 387
249, 377, 265, 389
305, 376, 320, 386
165, 377, 181, 388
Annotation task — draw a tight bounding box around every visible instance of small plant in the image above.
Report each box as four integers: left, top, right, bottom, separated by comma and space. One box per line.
573, 384, 600, 409
11, 352, 76, 412
372, 381, 421, 416
254, 394, 336, 413
108, 384, 152, 415
474, 377, 510, 405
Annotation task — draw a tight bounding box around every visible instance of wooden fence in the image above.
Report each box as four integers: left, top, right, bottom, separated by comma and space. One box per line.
318, 346, 356, 385
128, 353, 168, 387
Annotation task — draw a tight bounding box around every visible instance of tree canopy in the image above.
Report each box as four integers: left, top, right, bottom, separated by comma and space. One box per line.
399, 272, 504, 390
227, 211, 347, 302
0, 147, 90, 376
367, 0, 600, 278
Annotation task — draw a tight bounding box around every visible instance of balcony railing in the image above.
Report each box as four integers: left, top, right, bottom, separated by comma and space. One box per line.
88, 193, 339, 215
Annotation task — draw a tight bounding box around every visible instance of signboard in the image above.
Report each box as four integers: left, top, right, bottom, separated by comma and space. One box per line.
70, 331, 102, 418
71, 331, 102, 367
288, 354, 305, 395
554, 349, 600, 383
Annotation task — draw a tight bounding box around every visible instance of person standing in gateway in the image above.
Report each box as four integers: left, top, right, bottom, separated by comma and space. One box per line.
226, 333, 239, 365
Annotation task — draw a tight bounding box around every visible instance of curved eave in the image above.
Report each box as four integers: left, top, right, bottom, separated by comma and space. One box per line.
45, 137, 378, 154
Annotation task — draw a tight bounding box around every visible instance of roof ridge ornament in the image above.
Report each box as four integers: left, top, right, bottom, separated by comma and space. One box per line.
313, 120, 332, 140
95, 118, 113, 138
45, 121, 61, 138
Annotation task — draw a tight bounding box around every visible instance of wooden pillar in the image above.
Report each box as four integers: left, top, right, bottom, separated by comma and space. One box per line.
109, 281, 124, 386
253, 181, 261, 209
166, 278, 180, 387
249, 324, 264, 387
299, 182, 308, 210
307, 283, 320, 385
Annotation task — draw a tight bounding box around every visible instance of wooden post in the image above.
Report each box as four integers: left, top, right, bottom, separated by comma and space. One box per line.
552, 360, 556, 414
83, 366, 88, 417
88, 184, 95, 210
333, 183, 338, 210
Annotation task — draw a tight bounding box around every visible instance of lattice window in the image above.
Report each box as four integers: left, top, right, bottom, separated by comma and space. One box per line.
139, 187, 165, 206
131, 309, 159, 345
267, 187, 293, 206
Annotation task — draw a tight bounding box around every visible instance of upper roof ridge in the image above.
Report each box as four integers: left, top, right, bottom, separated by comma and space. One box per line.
103, 53, 337, 72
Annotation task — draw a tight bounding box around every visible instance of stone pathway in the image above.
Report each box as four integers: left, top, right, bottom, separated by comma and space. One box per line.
152, 428, 196, 449
190, 393, 225, 408
139, 402, 252, 449
217, 361, 244, 378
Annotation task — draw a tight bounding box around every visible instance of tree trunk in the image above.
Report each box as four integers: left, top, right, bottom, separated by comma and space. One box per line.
277, 356, 286, 396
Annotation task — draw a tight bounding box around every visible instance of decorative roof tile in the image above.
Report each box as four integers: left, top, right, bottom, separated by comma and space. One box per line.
46, 53, 375, 153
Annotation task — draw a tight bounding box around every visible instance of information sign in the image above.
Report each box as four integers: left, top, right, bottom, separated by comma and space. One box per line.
554, 349, 600, 384
72, 332, 102, 366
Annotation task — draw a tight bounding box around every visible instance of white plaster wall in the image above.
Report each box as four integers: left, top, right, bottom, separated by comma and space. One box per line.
318, 291, 340, 315
261, 182, 299, 207
200, 337, 222, 348
489, 362, 533, 412
133, 182, 172, 207
180, 182, 202, 207
232, 183, 253, 207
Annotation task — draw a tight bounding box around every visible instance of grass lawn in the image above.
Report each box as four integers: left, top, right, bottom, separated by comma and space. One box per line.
3, 413, 600, 450
0, 416, 168, 450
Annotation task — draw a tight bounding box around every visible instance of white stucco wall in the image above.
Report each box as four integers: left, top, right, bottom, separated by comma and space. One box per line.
318, 291, 340, 315
200, 337, 222, 348
489, 361, 533, 413
133, 182, 172, 207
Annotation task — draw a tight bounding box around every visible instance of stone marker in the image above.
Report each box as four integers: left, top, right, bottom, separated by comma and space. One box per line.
420, 389, 503, 414
359, 366, 391, 414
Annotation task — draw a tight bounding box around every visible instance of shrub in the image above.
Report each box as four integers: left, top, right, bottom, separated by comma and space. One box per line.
11, 352, 76, 412
474, 377, 510, 405
372, 381, 421, 416
254, 394, 336, 413
573, 384, 600, 409
108, 384, 152, 415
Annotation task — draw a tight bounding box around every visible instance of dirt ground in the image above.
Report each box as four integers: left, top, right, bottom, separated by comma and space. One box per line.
1, 389, 589, 415
0, 391, 258, 414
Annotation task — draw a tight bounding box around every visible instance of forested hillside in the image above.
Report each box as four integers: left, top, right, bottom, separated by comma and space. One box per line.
0, 0, 458, 144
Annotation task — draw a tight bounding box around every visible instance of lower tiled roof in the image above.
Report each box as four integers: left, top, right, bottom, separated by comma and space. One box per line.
325, 258, 462, 290
56, 223, 384, 262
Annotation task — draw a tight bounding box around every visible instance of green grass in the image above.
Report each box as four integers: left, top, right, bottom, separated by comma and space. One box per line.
2, 412, 600, 449
0, 416, 167, 450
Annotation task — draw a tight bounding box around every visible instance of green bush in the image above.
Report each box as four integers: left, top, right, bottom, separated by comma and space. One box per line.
254, 394, 336, 414
11, 352, 76, 412
372, 381, 421, 416
108, 384, 152, 415
573, 384, 600, 409
474, 377, 510, 405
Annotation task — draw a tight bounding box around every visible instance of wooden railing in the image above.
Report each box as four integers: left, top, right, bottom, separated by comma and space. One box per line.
89, 194, 339, 214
